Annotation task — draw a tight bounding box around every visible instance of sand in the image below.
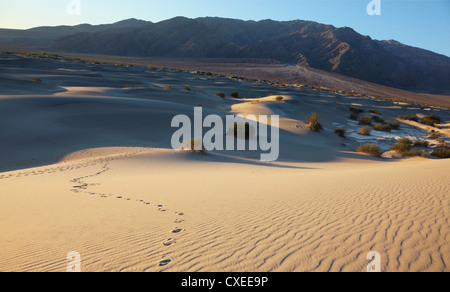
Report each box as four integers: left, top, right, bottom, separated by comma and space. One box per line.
0, 53, 449, 272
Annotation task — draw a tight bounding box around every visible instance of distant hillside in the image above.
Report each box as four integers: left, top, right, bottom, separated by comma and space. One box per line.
1, 17, 449, 94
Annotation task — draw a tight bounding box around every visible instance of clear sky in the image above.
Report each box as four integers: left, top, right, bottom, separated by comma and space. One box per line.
0, 0, 449, 57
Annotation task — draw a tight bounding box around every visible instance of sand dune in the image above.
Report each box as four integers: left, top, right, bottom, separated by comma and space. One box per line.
0, 53, 449, 272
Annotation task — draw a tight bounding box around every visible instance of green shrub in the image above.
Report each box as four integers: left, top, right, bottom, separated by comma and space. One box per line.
373, 124, 392, 132
231, 91, 239, 98
188, 138, 206, 154
215, 91, 226, 98
413, 140, 429, 147
306, 112, 323, 132
350, 107, 364, 114
359, 126, 371, 136
369, 109, 382, 115
228, 122, 255, 140
349, 113, 359, 121
398, 115, 419, 122
357, 144, 382, 157
391, 138, 412, 153
422, 114, 441, 126
431, 147, 450, 159
371, 115, 386, 124
388, 121, 400, 130
359, 115, 373, 126
335, 128, 346, 137
402, 149, 426, 157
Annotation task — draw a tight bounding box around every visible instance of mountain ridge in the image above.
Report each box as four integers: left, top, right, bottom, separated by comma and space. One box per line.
1, 17, 449, 94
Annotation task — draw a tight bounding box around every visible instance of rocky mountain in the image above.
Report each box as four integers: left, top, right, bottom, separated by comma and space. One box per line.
1, 17, 449, 93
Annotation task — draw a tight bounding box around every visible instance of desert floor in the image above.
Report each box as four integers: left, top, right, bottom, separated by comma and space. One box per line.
0, 53, 449, 272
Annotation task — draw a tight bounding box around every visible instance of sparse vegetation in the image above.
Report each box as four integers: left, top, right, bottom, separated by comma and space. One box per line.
229, 122, 254, 140
359, 115, 373, 126
306, 112, 323, 132
391, 138, 427, 157
335, 128, 346, 138
350, 107, 364, 114
391, 138, 413, 154
275, 96, 284, 102
431, 146, 450, 159
369, 109, 382, 115
398, 115, 419, 122
413, 140, 429, 147
421, 114, 441, 127
373, 124, 392, 132
357, 144, 382, 157
371, 115, 386, 124
388, 121, 400, 130
215, 91, 226, 98
188, 138, 206, 154
349, 113, 359, 121
359, 126, 371, 136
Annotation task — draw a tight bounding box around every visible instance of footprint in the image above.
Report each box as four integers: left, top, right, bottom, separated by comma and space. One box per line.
172, 228, 184, 234
174, 219, 184, 224
163, 238, 176, 246
159, 259, 172, 267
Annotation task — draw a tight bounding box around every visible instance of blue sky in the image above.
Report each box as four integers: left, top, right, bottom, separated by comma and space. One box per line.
0, 0, 449, 57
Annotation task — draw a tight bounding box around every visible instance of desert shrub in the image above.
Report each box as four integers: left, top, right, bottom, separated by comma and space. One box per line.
373, 124, 392, 132
371, 115, 386, 124
306, 112, 323, 132
391, 138, 413, 155
359, 126, 371, 136
402, 149, 426, 157
388, 121, 400, 130
229, 122, 255, 140
349, 113, 359, 121
413, 140, 429, 147
357, 144, 382, 157
431, 147, 450, 159
215, 91, 226, 98
369, 109, 382, 115
230, 91, 239, 98
183, 86, 191, 91
188, 138, 206, 154
427, 131, 440, 139
422, 114, 441, 126
350, 107, 364, 114
359, 115, 373, 126
398, 115, 419, 122
275, 96, 284, 102
32, 78, 42, 83
334, 128, 346, 137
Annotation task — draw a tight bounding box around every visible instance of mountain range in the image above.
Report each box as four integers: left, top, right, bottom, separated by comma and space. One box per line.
1, 17, 449, 94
